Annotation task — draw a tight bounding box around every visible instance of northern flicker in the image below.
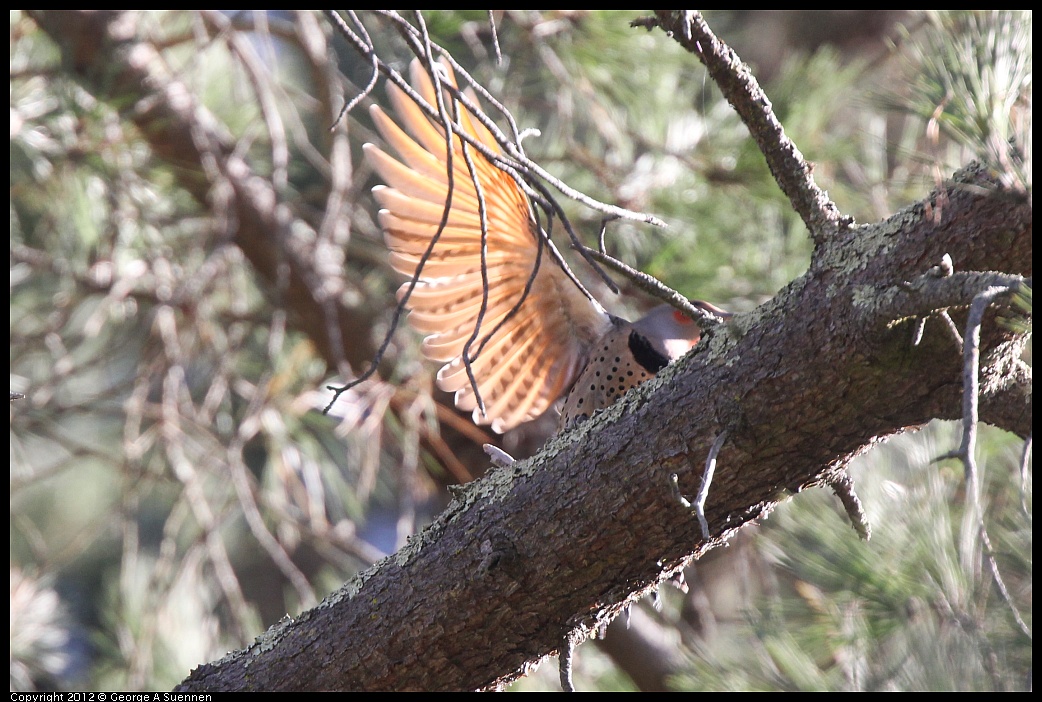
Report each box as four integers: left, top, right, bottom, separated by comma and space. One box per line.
364, 59, 729, 433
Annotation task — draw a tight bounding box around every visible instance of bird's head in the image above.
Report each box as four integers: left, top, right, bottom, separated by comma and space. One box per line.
630, 301, 731, 362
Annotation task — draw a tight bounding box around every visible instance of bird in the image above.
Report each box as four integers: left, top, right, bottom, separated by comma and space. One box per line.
364, 58, 729, 434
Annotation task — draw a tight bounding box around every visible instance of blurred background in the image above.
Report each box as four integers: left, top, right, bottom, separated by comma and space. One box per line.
10, 10, 1031, 691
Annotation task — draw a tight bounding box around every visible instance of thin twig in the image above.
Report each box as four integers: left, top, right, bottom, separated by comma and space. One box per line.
828, 469, 872, 541
581, 247, 726, 327
559, 630, 579, 692
670, 429, 729, 540
323, 65, 461, 415
324, 11, 379, 127
447, 69, 495, 419
229, 423, 318, 608
940, 309, 965, 347
487, 10, 502, 65
693, 429, 729, 539
473, 215, 546, 360
936, 284, 1031, 640
387, 10, 666, 227
410, 14, 496, 414
524, 176, 618, 295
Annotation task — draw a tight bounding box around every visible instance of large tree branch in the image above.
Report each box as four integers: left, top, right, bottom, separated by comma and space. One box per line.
175, 164, 1028, 691
28, 10, 1031, 692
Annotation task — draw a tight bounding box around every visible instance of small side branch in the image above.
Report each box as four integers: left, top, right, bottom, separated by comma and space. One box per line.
324, 11, 379, 128
939, 285, 1021, 469
582, 246, 729, 328
642, 11, 850, 242
828, 469, 871, 541
879, 270, 1027, 325
672, 429, 730, 539
935, 284, 1032, 641
559, 630, 580, 692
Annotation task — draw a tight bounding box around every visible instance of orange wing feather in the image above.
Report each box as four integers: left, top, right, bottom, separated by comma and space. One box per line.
365, 58, 611, 432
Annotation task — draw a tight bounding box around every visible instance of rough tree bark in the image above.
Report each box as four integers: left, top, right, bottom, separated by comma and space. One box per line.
29, 10, 1031, 692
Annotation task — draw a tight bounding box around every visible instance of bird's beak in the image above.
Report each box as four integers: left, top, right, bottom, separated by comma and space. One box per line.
690, 299, 732, 321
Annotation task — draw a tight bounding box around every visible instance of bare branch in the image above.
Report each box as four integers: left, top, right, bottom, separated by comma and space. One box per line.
673, 430, 731, 540
324, 11, 379, 126
828, 470, 872, 541
876, 271, 1027, 325
487, 11, 503, 65
933, 284, 1032, 641
644, 11, 850, 242
559, 630, 579, 692
582, 246, 728, 327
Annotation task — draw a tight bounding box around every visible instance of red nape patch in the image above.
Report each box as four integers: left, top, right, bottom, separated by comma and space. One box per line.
673, 309, 693, 325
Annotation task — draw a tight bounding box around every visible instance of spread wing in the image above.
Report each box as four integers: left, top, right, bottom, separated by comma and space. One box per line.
364, 58, 611, 432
